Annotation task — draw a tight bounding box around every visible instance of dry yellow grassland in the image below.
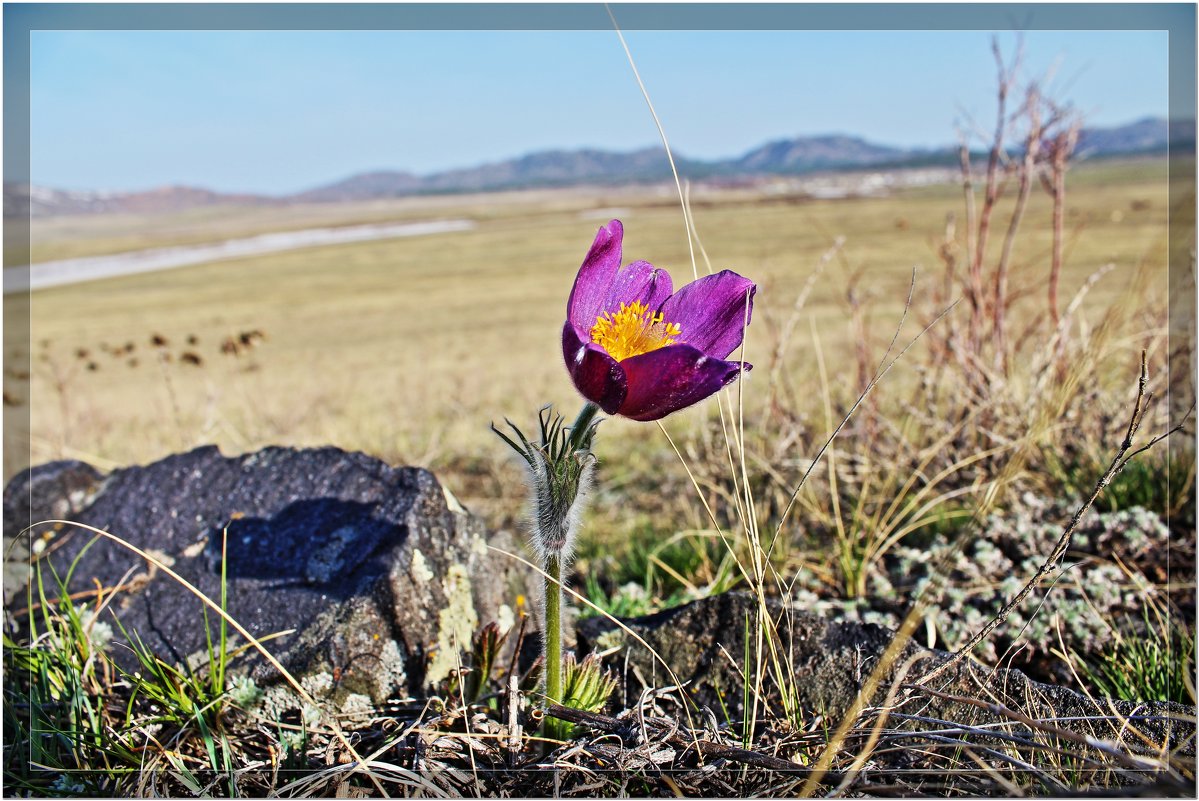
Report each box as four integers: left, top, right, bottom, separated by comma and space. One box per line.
6, 160, 1170, 521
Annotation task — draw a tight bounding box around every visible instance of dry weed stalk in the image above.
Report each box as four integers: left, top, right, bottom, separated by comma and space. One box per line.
990, 83, 1041, 370
940, 35, 1092, 391
1041, 108, 1083, 327
963, 37, 1021, 358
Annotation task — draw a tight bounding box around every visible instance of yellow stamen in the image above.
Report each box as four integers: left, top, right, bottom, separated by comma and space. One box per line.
589, 300, 682, 362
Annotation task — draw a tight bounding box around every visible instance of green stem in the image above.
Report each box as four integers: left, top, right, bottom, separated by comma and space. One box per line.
543, 551, 564, 739
537, 400, 598, 743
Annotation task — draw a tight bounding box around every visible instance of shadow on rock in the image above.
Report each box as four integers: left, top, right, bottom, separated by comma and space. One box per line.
5, 445, 538, 708
213, 498, 399, 592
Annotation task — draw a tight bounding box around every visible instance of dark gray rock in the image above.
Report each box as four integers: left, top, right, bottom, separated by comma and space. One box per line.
3, 460, 105, 604
4, 458, 104, 526
578, 592, 1196, 757
5, 446, 537, 706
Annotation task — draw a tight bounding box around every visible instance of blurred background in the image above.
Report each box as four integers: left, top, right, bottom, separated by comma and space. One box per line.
6, 28, 1176, 474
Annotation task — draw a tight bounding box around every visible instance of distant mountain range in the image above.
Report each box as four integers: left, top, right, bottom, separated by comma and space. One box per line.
8, 116, 1192, 218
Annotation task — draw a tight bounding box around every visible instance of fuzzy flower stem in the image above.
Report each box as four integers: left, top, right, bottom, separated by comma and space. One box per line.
543, 550, 564, 736
492, 401, 602, 742
543, 402, 597, 740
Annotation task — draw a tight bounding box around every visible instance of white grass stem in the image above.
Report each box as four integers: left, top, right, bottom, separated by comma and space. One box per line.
765, 294, 959, 563
606, 5, 697, 280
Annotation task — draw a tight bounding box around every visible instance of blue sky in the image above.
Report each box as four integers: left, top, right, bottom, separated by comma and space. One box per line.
30, 28, 1169, 195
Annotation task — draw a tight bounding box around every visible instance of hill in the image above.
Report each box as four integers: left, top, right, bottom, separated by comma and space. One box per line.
10, 117, 1189, 217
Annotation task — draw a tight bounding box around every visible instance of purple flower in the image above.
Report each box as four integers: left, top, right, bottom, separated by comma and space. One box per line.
562, 220, 756, 422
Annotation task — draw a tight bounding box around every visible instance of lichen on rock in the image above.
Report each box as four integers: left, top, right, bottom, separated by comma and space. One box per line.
426, 563, 480, 685
410, 547, 434, 584
3, 445, 538, 715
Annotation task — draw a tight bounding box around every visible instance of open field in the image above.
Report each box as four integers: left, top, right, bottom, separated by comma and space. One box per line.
7, 18, 1195, 793
7, 160, 1172, 496
6, 158, 1193, 796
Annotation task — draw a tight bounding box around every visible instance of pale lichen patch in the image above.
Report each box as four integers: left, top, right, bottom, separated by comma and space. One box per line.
259, 682, 304, 720
339, 692, 375, 726
425, 563, 478, 685
410, 548, 434, 584
497, 603, 515, 634
442, 484, 468, 516
377, 637, 407, 693
257, 673, 333, 727
301, 671, 334, 696
594, 628, 627, 654
470, 535, 488, 559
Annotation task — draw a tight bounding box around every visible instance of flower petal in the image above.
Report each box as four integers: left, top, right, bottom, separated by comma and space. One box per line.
657, 270, 756, 359
562, 322, 627, 414
599, 260, 673, 317
567, 220, 624, 329
616, 344, 751, 422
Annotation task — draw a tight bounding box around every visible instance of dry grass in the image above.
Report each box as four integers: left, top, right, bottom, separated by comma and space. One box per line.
6, 158, 1170, 508
5, 25, 1191, 795
4, 149, 1191, 797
